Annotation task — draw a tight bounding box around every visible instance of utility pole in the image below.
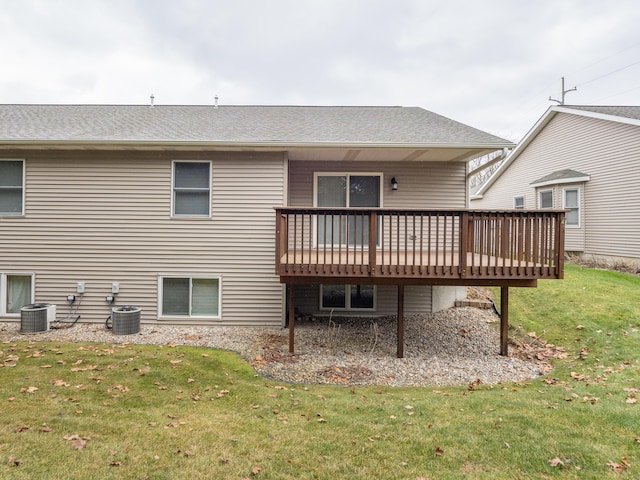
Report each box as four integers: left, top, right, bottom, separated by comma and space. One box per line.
549, 77, 577, 105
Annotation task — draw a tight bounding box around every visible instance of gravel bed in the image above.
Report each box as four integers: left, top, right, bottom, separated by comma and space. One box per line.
0, 307, 545, 387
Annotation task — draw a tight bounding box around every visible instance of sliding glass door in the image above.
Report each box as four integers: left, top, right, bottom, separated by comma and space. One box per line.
315, 173, 381, 246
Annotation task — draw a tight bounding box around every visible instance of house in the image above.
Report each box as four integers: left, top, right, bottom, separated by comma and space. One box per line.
471, 105, 640, 268
0, 104, 565, 356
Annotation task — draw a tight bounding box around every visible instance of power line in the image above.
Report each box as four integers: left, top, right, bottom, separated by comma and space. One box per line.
576, 59, 640, 87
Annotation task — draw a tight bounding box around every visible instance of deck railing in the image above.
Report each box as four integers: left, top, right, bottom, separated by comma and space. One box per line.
275, 208, 565, 282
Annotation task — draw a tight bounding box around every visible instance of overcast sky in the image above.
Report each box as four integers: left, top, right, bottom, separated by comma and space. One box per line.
1, 0, 639, 141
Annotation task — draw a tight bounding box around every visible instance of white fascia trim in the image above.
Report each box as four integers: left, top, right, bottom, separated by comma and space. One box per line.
530, 175, 591, 188
0, 139, 515, 150
554, 106, 640, 128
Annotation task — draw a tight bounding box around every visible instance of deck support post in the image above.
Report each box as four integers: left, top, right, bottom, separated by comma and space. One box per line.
397, 285, 405, 358
500, 285, 509, 356
288, 284, 295, 354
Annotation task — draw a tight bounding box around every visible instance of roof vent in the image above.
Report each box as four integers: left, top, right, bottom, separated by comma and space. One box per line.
214, 95, 219, 109
150, 94, 155, 108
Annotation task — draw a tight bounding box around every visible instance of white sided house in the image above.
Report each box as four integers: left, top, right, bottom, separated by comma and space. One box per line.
471, 105, 640, 268
0, 104, 566, 355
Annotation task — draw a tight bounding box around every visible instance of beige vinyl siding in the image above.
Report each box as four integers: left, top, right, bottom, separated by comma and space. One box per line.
288, 160, 466, 315
0, 150, 286, 326
289, 161, 467, 209
293, 284, 432, 317
474, 113, 640, 259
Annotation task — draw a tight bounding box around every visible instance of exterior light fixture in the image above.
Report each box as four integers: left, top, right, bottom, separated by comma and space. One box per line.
391, 177, 398, 191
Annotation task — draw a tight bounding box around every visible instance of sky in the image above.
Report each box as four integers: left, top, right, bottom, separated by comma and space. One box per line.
1, 0, 640, 142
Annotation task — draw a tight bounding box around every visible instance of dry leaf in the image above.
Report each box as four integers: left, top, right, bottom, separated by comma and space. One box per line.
549, 457, 564, 467
251, 466, 262, 475
72, 439, 87, 450
434, 447, 443, 457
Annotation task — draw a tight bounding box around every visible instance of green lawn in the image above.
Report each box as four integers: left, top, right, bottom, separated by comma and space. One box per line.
1, 264, 639, 479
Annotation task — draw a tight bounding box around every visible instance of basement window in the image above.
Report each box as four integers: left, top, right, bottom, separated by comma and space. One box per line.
160, 276, 220, 318
1, 273, 34, 315
321, 284, 375, 310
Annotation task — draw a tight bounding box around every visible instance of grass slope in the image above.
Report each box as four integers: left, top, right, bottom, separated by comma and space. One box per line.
1, 265, 638, 479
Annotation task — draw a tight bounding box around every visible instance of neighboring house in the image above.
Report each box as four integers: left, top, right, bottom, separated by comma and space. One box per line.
0, 104, 565, 355
471, 105, 640, 268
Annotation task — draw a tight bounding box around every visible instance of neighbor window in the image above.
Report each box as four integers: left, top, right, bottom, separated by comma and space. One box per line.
564, 188, 580, 227
160, 276, 220, 318
538, 189, 553, 209
1, 273, 34, 315
321, 284, 375, 310
513, 196, 525, 209
172, 161, 211, 216
0, 160, 24, 215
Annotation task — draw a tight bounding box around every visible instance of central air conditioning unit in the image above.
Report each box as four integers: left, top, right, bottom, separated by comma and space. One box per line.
20, 303, 51, 334
111, 305, 141, 335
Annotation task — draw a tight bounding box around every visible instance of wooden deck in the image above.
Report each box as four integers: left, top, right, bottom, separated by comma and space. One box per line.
275, 208, 565, 286
275, 207, 566, 358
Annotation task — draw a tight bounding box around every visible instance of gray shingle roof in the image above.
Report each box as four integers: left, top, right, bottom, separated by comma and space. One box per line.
530, 168, 590, 186
563, 105, 640, 121
0, 104, 511, 147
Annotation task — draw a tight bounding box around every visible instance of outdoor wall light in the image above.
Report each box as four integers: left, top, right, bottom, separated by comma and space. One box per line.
390, 177, 398, 191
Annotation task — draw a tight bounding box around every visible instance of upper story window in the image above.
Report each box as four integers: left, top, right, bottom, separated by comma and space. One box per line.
563, 188, 580, 227
513, 196, 525, 209
172, 161, 211, 217
0, 160, 24, 215
538, 189, 553, 209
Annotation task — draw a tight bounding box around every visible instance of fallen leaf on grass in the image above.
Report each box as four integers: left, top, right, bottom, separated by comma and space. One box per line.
51, 379, 70, 387
15, 425, 29, 433
20, 386, 38, 394
549, 457, 565, 467
434, 447, 443, 457
7, 455, 22, 467
72, 439, 87, 450
251, 466, 262, 475
608, 457, 631, 472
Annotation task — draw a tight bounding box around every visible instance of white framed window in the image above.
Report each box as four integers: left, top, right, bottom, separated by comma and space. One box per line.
538, 189, 553, 209
1, 273, 34, 316
0, 159, 25, 215
172, 161, 211, 217
563, 188, 580, 227
513, 196, 525, 209
159, 275, 221, 318
320, 284, 375, 311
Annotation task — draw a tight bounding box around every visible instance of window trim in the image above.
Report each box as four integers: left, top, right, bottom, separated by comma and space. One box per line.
320, 284, 376, 311
538, 189, 554, 209
0, 159, 25, 216
513, 195, 525, 209
563, 187, 581, 228
171, 160, 212, 218
158, 274, 222, 320
0, 272, 35, 316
